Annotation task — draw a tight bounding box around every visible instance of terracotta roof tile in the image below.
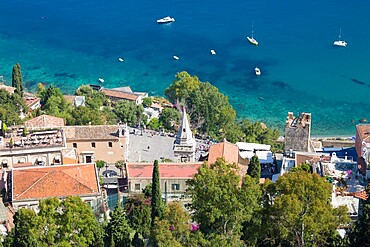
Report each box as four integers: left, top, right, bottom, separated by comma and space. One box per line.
127, 162, 203, 179
62, 125, 121, 140
12, 164, 99, 201
208, 140, 239, 165
356, 124, 370, 144
102, 89, 139, 101
354, 190, 369, 201
0, 84, 15, 94
25, 114, 65, 128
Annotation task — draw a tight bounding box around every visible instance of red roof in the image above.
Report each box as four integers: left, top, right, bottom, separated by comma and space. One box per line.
12, 164, 99, 201
208, 140, 239, 165
127, 162, 203, 179
354, 190, 369, 201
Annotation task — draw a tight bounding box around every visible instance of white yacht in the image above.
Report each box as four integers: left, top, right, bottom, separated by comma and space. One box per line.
255, 67, 261, 76
210, 49, 216, 55
98, 78, 105, 83
333, 28, 347, 47
118, 58, 124, 62
173, 55, 180, 60
157, 16, 175, 24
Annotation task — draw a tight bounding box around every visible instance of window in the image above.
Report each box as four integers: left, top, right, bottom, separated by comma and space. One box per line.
91, 142, 96, 148
172, 184, 180, 191
73, 143, 77, 148
108, 142, 113, 148
134, 183, 141, 191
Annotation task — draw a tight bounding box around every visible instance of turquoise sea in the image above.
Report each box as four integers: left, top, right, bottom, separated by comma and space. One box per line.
0, 0, 369, 136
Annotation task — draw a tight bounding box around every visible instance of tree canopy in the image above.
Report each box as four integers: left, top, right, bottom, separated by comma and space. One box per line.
113, 100, 144, 126
259, 170, 350, 247
12, 63, 24, 96
187, 158, 261, 240
11, 196, 103, 247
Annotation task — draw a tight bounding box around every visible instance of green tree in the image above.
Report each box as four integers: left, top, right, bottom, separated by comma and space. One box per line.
95, 160, 105, 171
142, 183, 152, 198
164, 71, 201, 103
38, 85, 71, 119
125, 194, 152, 238
147, 118, 160, 130
13, 208, 43, 247
104, 203, 133, 247
348, 185, 370, 246
259, 171, 350, 247
67, 106, 105, 125
290, 162, 312, 173
187, 158, 261, 240
11, 196, 103, 246
142, 97, 152, 108
115, 160, 124, 177
12, 63, 24, 96
151, 160, 163, 225
159, 107, 180, 131
75, 85, 107, 110
152, 201, 207, 247
0, 89, 26, 125
113, 100, 144, 126
247, 155, 261, 180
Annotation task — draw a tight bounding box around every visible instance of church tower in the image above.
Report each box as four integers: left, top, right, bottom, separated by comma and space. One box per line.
173, 107, 196, 162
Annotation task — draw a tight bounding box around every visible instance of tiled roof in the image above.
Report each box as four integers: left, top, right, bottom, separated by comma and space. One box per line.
0, 84, 15, 94
25, 114, 65, 128
208, 140, 239, 165
356, 124, 370, 143
127, 162, 203, 179
63, 95, 75, 104
102, 89, 139, 101
12, 164, 99, 201
24, 92, 41, 108
62, 125, 121, 140
354, 190, 368, 201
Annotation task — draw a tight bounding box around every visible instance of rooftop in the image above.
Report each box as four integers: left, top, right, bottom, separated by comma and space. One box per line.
24, 114, 65, 129
127, 162, 203, 179
356, 124, 370, 144
101, 88, 140, 101
62, 125, 123, 140
208, 140, 239, 165
12, 163, 99, 202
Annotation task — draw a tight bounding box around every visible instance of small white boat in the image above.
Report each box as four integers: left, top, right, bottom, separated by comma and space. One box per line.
98, 78, 105, 83
255, 67, 261, 76
210, 49, 216, 55
118, 58, 124, 62
157, 16, 175, 24
333, 28, 347, 47
173, 55, 179, 60
247, 21, 258, 46
247, 36, 259, 46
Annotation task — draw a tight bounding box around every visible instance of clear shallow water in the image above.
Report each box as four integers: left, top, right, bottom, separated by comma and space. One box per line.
0, 0, 369, 135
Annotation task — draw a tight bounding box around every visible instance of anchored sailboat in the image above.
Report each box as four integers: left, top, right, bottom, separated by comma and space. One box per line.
247, 21, 258, 46
333, 28, 347, 47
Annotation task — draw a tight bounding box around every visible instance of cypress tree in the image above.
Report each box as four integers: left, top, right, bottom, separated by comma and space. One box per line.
151, 159, 162, 225
247, 155, 261, 181
11, 63, 24, 96
105, 202, 132, 247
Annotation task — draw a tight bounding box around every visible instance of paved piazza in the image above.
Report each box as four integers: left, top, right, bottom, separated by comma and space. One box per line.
127, 128, 177, 163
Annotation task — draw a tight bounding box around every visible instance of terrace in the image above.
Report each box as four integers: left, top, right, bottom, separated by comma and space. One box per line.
0, 128, 65, 151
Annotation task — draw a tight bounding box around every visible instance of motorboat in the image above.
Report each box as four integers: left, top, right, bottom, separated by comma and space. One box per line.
173, 55, 180, 60
333, 28, 347, 47
157, 16, 175, 24
255, 67, 261, 76
210, 49, 216, 55
98, 78, 105, 83
118, 58, 124, 62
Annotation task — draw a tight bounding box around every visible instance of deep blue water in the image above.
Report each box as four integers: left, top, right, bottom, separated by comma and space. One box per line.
0, 0, 369, 135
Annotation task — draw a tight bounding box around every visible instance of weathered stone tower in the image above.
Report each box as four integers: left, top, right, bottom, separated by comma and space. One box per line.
284, 112, 312, 153
173, 107, 196, 162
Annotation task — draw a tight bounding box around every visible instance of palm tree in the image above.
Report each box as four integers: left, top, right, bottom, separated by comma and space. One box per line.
115, 160, 125, 177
